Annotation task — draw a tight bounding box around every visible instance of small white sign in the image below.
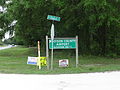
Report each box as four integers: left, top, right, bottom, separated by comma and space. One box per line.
51, 24, 54, 40
27, 56, 37, 65
59, 59, 69, 67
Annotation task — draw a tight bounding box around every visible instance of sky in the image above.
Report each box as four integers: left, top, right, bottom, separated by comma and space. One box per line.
0, 1, 14, 41
2, 31, 15, 41
0, 5, 16, 41
0, 6, 3, 12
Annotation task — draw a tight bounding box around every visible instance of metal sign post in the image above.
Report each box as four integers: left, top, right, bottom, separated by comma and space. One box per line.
47, 15, 60, 70
50, 24, 54, 70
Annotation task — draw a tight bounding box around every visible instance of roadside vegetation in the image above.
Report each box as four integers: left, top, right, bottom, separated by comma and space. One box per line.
0, 46, 120, 74
0, 40, 4, 46
1, 1, 120, 57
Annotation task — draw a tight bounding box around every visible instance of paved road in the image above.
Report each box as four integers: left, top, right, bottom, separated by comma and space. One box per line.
0, 71, 120, 90
0, 45, 16, 50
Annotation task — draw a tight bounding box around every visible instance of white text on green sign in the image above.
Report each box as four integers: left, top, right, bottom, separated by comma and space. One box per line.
47, 15, 60, 21
49, 39, 76, 49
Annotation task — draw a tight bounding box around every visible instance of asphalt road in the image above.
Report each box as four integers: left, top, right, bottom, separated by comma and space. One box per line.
0, 45, 16, 50
0, 71, 120, 90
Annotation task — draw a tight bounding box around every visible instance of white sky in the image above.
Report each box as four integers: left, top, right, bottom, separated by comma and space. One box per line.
1, 1, 16, 41
1, 20, 17, 41
2, 31, 15, 41
0, 6, 3, 11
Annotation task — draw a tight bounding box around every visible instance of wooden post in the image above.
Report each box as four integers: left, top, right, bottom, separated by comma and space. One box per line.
51, 39, 54, 70
46, 36, 49, 70
38, 41, 41, 69
76, 36, 79, 67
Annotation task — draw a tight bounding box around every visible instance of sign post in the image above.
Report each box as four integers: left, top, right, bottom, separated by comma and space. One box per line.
46, 36, 49, 70
38, 41, 41, 69
50, 24, 54, 70
47, 15, 60, 70
76, 36, 78, 67
46, 36, 79, 68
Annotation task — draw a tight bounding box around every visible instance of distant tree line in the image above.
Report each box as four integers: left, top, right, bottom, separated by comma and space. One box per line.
0, 0, 120, 57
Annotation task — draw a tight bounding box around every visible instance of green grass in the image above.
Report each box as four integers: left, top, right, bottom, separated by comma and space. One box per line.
0, 46, 120, 74
0, 45, 7, 47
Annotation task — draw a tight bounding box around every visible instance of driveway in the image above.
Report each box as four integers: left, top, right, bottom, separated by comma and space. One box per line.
0, 71, 120, 90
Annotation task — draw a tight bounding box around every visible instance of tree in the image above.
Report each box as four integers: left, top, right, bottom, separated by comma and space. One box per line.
6, 0, 54, 46
0, 0, 14, 39
2, 0, 120, 56
0, 0, 6, 39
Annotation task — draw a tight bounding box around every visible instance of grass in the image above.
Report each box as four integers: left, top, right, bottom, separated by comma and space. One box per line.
0, 46, 120, 74
0, 45, 7, 47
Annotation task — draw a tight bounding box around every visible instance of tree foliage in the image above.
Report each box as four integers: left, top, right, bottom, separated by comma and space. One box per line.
1, 0, 120, 56
0, 0, 14, 39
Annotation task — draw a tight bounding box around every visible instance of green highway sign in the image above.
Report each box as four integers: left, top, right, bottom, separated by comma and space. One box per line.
46, 36, 79, 69
49, 39, 76, 49
47, 15, 60, 21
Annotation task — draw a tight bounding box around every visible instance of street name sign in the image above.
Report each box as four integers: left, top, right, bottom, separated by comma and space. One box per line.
49, 39, 76, 49
47, 15, 60, 21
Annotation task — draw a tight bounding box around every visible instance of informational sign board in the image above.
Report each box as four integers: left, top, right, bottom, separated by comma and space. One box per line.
37, 57, 47, 66
51, 24, 54, 40
49, 39, 76, 49
46, 36, 79, 69
27, 56, 47, 66
59, 59, 69, 67
47, 15, 60, 21
27, 56, 37, 65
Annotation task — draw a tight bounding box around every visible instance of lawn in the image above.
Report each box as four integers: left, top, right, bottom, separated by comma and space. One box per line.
0, 46, 120, 74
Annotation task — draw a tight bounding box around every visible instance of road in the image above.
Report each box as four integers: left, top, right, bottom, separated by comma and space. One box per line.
0, 71, 120, 90
0, 45, 16, 50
